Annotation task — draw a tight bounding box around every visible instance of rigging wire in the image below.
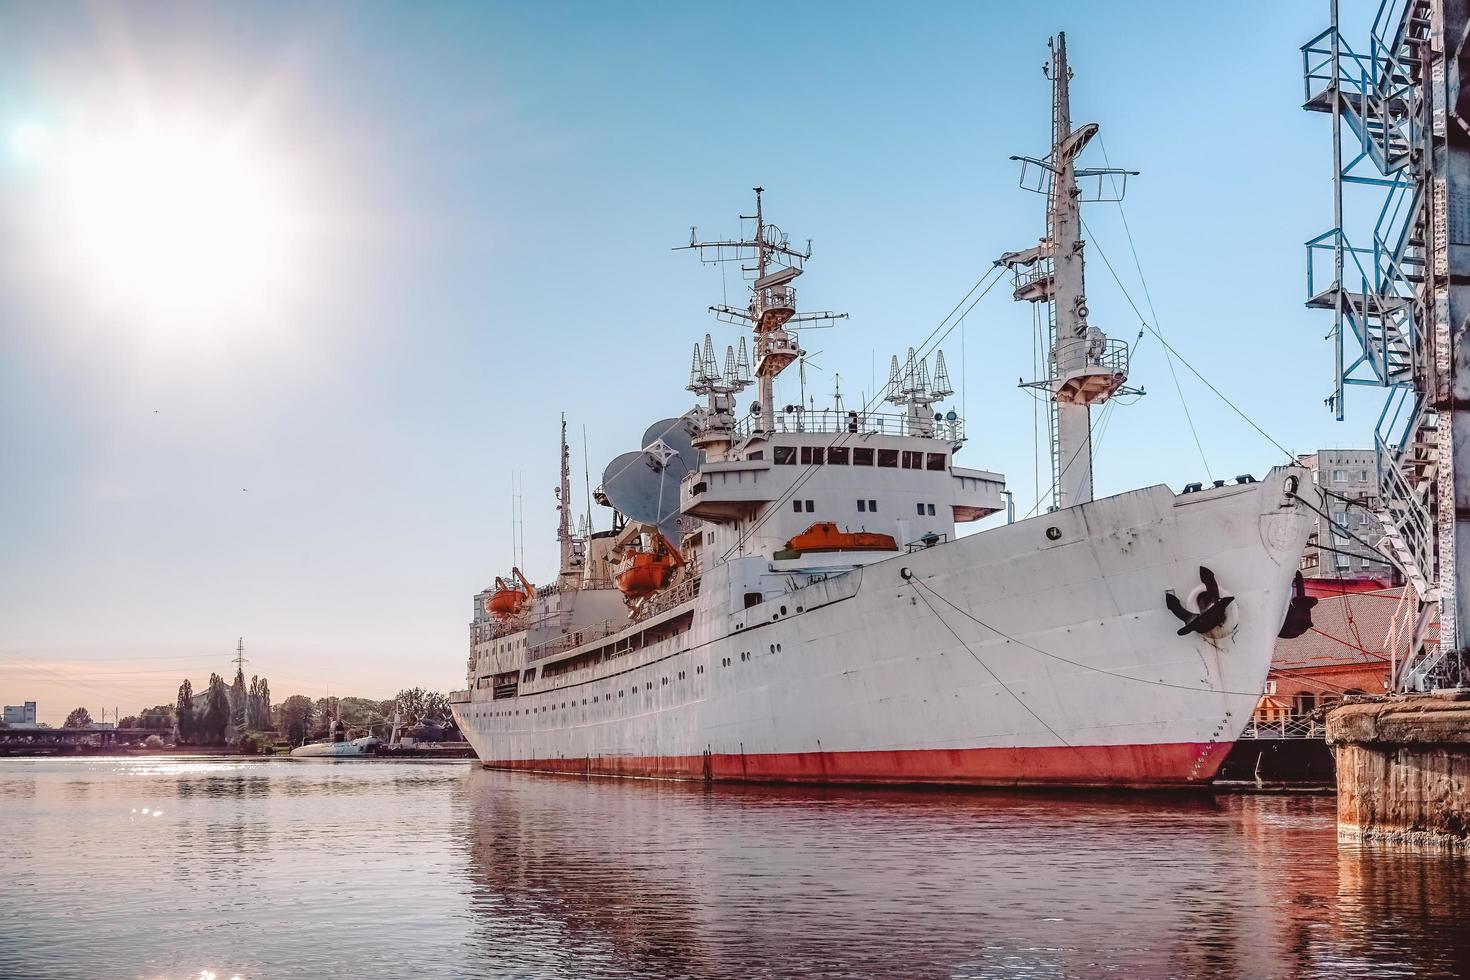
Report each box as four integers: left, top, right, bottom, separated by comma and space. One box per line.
907, 579, 1097, 771
1096, 137, 1213, 482
715, 265, 1006, 563
906, 575, 1263, 696
1079, 215, 1294, 465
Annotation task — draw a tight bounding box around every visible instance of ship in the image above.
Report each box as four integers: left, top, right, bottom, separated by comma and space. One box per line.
449, 33, 1323, 789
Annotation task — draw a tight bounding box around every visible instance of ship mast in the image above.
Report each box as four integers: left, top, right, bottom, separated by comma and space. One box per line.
556, 413, 579, 591
678, 188, 847, 436
1000, 33, 1137, 510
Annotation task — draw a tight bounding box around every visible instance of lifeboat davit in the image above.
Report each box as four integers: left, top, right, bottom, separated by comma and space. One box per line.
484, 568, 534, 620
779, 522, 898, 558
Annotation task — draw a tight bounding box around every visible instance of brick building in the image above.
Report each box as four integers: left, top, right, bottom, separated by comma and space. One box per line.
1253, 586, 1406, 730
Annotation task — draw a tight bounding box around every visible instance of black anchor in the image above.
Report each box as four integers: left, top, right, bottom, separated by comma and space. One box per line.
1166, 566, 1234, 636
1276, 571, 1318, 640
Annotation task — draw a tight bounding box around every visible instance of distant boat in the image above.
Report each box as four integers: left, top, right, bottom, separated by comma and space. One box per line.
288, 719, 380, 759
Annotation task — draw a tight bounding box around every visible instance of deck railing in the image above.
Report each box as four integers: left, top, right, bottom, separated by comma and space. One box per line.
1237, 717, 1325, 740
731, 409, 964, 442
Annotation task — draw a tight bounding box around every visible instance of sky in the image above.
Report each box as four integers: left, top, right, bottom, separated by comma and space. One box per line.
0, 1, 1381, 725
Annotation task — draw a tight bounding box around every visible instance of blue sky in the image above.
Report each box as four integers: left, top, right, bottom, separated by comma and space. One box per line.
0, 1, 1379, 723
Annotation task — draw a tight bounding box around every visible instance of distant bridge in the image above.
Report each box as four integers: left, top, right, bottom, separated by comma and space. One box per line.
0, 726, 170, 754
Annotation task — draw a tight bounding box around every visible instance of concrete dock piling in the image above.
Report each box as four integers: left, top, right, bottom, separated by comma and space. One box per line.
1326, 692, 1470, 848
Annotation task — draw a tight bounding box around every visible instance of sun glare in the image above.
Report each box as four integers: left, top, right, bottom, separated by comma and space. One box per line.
31, 119, 299, 330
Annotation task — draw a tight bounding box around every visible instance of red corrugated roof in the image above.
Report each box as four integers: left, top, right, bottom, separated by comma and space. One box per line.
1271, 586, 1415, 672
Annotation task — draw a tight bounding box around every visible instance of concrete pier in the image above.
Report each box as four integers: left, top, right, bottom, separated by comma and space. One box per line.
1326, 693, 1470, 848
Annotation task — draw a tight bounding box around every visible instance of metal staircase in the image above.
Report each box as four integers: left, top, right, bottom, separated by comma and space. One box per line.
1302, 0, 1444, 684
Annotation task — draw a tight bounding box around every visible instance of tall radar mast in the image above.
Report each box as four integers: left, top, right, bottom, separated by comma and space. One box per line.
999, 33, 1139, 510
677, 188, 847, 435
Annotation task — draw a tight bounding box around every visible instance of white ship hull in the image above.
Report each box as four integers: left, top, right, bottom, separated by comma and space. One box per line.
453, 469, 1317, 788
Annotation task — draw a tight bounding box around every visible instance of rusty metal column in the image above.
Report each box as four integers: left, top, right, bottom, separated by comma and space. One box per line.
1439, 0, 1470, 667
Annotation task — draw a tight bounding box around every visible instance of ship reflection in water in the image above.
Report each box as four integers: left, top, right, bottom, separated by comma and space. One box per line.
2, 759, 1469, 979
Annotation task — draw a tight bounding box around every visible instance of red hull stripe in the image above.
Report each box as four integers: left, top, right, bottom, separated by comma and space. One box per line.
482, 741, 1230, 788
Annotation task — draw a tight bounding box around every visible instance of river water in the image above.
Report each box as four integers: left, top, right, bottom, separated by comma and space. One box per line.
3, 757, 1468, 980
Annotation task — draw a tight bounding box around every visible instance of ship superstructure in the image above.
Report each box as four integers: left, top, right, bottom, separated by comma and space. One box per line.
451, 34, 1322, 788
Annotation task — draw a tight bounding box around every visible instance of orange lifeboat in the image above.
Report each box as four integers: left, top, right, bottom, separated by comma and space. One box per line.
780, 522, 897, 558
614, 535, 683, 601
484, 567, 534, 620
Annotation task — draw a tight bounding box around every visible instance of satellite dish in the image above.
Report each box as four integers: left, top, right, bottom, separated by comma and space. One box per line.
945, 410, 959, 422
750, 401, 761, 415
601, 449, 688, 543
641, 415, 700, 468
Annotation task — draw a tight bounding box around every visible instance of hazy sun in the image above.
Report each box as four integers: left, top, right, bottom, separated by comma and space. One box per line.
27, 117, 299, 330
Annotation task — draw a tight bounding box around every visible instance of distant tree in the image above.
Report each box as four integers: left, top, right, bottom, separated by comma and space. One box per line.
248, 676, 262, 729
277, 695, 315, 746
176, 680, 196, 744
395, 688, 450, 722
257, 678, 272, 729
423, 691, 451, 720
119, 715, 140, 729
143, 734, 164, 749
314, 696, 340, 723
230, 668, 247, 733
140, 705, 175, 731
64, 707, 93, 729
205, 673, 231, 745
394, 687, 428, 721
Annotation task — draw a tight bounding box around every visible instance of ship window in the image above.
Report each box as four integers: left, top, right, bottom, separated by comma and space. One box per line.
744, 591, 761, 608
828, 447, 849, 465
805, 499, 815, 513
853, 447, 874, 466
747, 450, 764, 460
869, 499, 878, 511
917, 502, 926, 515
793, 500, 803, 513
902, 450, 922, 469
878, 449, 899, 468
775, 446, 797, 465
927, 452, 947, 471
857, 499, 866, 512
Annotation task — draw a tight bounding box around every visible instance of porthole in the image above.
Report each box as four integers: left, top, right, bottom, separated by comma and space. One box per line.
769, 643, 775, 654
780, 605, 788, 616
